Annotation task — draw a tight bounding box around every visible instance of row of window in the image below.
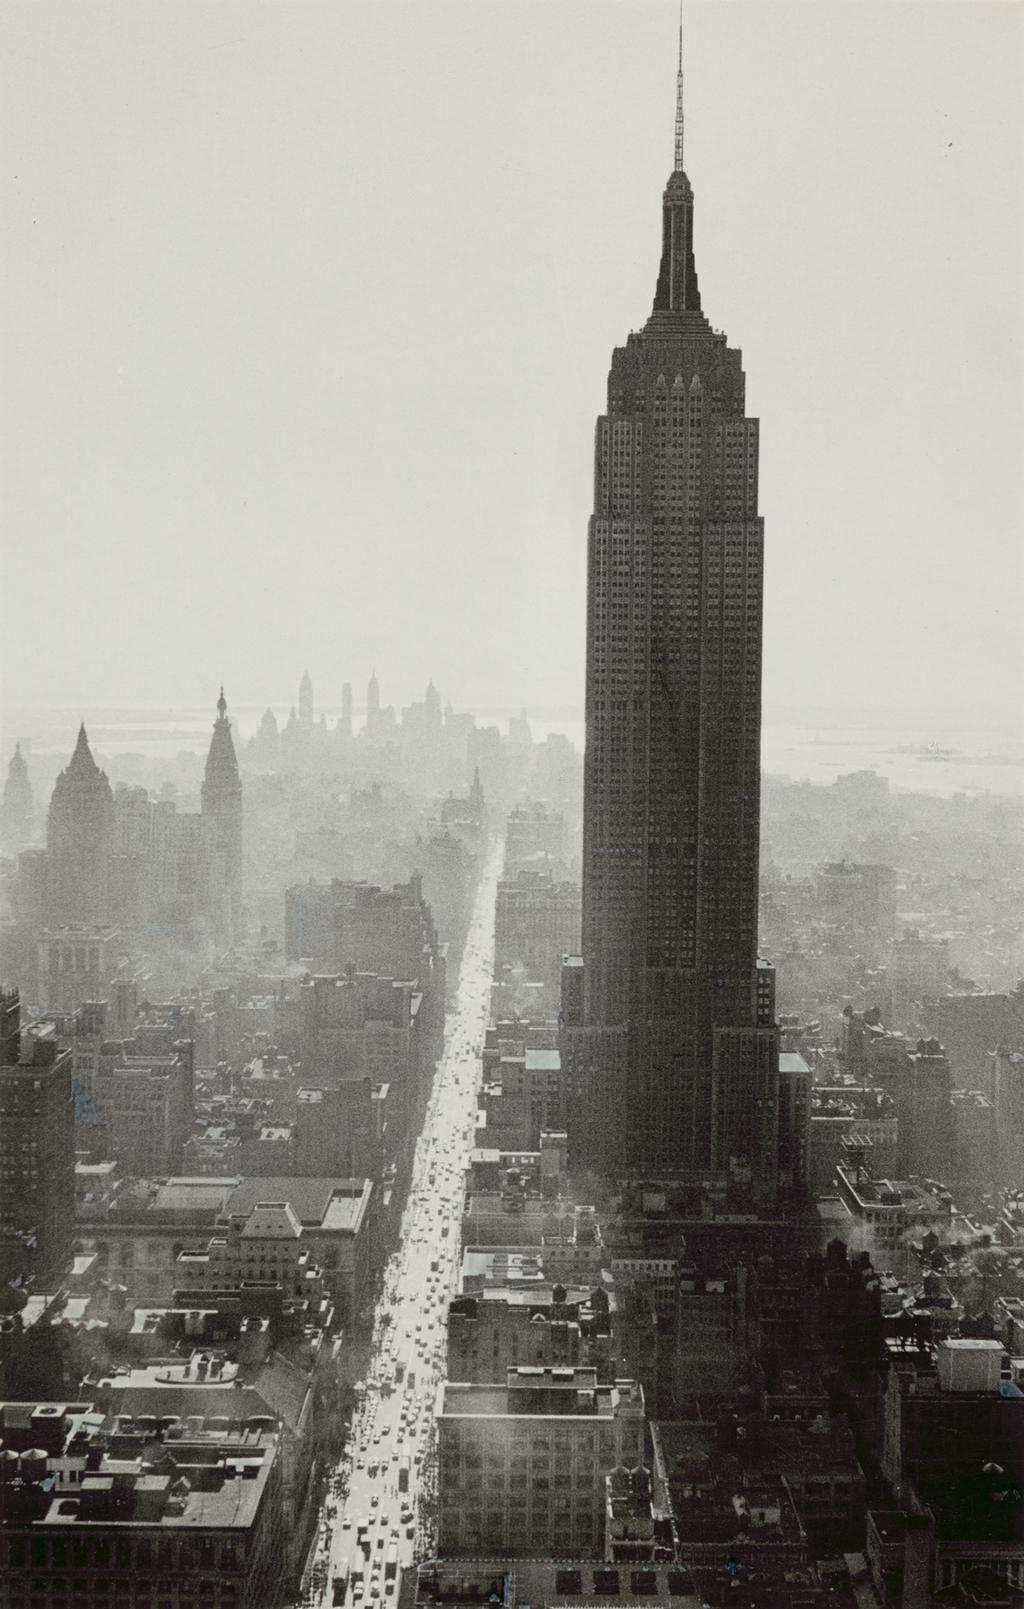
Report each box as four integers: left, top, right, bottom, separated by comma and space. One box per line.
6, 1536, 241, 1571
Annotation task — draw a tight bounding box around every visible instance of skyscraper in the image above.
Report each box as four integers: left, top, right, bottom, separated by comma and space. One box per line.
46, 724, 114, 924
200, 688, 243, 939
0, 742, 33, 855
568, 36, 785, 1187
0, 989, 75, 1288
299, 667, 314, 725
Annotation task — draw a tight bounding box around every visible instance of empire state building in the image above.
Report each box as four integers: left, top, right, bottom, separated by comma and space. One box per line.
565, 39, 804, 1191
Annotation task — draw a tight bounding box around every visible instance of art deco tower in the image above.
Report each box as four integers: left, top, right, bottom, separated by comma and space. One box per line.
569, 36, 790, 1186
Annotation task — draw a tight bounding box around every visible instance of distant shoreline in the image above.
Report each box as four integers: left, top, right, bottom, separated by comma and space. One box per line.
1, 707, 1021, 801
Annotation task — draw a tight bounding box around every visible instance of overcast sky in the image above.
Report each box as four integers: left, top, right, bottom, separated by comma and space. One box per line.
1, 0, 1021, 727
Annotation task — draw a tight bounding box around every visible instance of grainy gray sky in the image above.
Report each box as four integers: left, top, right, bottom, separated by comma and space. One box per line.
1, 0, 1021, 725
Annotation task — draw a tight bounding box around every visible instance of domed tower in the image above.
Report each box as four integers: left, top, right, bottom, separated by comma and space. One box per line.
47, 724, 114, 923
0, 742, 33, 855
201, 689, 243, 939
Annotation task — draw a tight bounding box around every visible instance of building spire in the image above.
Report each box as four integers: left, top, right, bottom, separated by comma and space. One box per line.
674, 0, 685, 173
650, 0, 703, 319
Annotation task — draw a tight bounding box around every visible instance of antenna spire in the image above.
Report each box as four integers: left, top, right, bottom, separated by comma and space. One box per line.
674, 0, 685, 172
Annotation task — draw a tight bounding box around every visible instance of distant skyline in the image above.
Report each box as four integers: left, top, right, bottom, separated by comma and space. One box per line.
2, 1, 1022, 725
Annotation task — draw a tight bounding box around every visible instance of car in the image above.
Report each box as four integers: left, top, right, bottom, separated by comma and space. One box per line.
370, 1494, 379, 1508
406, 1524, 416, 1539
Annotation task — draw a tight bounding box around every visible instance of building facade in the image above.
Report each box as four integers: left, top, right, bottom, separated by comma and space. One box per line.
0, 994, 75, 1289
436, 1367, 645, 1560
0, 1401, 284, 1609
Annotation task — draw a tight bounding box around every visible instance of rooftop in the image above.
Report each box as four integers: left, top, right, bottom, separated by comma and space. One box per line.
0, 1402, 279, 1533
779, 1052, 811, 1075
414, 1560, 701, 1607
524, 1048, 561, 1073
439, 1369, 641, 1421
148, 1178, 240, 1215
224, 1176, 371, 1232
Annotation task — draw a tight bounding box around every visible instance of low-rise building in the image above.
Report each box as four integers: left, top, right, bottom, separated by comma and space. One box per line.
809, 1084, 898, 1193
494, 871, 581, 1005
411, 1560, 707, 1607
436, 1367, 645, 1560
35, 927, 124, 1015
77, 1174, 375, 1322
604, 1464, 658, 1564
834, 1155, 952, 1267
218, 1177, 374, 1325
0, 1400, 284, 1608
447, 1284, 619, 1384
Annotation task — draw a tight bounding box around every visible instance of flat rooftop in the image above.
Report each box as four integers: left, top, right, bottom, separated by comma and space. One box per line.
225, 1176, 371, 1232
39, 1439, 275, 1531
454, 1283, 615, 1312
439, 1369, 638, 1421
524, 1048, 561, 1073
415, 1560, 701, 1607
779, 1052, 811, 1075
461, 1249, 546, 1284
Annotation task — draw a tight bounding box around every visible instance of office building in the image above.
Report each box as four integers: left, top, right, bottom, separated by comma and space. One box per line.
0, 744, 33, 856
436, 1366, 645, 1559
46, 726, 114, 927
199, 688, 244, 941
0, 992, 75, 1288
0, 1400, 284, 1609
566, 40, 782, 1183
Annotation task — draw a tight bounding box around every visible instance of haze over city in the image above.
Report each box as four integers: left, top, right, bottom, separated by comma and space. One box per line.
1, 6, 1023, 1609
2, 0, 1021, 724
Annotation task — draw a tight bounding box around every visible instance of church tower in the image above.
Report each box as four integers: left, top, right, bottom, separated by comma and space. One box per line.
201, 689, 243, 940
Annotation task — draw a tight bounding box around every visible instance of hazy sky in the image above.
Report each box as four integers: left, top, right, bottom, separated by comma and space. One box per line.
2, 0, 1021, 726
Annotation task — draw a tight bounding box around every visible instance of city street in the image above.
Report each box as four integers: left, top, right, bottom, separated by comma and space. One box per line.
301, 833, 505, 1607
